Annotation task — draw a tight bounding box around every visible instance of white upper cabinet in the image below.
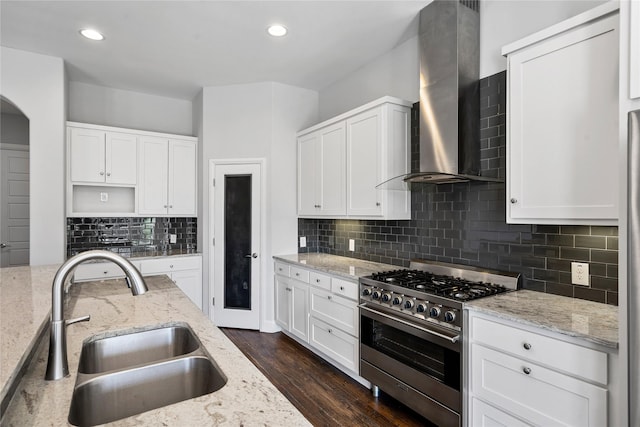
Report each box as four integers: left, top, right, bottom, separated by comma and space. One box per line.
297, 122, 347, 216
69, 127, 137, 185
139, 136, 197, 216
503, 4, 619, 225
66, 122, 197, 217
297, 96, 411, 220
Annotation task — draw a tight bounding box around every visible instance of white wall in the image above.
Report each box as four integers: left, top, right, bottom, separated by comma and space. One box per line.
318, 0, 607, 117
68, 81, 193, 135
480, 0, 608, 77
318, 36, 419, 121
1, 113, 29, 145
199, 81, 318, 329
0, 47, 66, 265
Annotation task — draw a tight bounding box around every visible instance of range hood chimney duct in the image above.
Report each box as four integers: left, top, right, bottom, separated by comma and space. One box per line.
403, 0, 502, 184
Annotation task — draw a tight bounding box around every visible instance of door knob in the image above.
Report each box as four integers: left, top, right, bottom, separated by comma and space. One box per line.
0, 243, 8, 248
244, 253, 258, 259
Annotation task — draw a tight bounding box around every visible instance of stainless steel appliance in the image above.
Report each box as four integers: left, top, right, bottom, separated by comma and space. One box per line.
359, 260, 520, 427
629, 109, 640, 425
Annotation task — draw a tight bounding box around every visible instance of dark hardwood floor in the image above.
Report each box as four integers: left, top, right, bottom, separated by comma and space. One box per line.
221, 328, 431, 427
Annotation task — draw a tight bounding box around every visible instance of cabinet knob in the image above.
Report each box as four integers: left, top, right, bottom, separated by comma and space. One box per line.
523, 342, 532, 350
327, 295, 332, 300
376, 202, 380, 206
99, 171, 105, 176
106, 172, 111, 177
164, 205, 168, 208
169, 205, 173, 208
328, 328, 332, 333
170, 264, 174, 269
510, 198, 518, 204
340, 286, 344, 290
523, 367, 531, 375
103, 271, 108, 275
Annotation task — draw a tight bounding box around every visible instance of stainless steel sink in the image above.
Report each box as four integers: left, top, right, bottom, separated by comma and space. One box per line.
68, 323, 227, 426
78, 324, 200, 374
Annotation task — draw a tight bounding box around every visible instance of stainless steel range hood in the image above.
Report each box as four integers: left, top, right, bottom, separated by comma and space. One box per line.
405, 0, 502, 184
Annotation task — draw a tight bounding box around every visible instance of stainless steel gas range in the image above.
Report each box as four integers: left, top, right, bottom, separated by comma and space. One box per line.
359, 259, 521, 427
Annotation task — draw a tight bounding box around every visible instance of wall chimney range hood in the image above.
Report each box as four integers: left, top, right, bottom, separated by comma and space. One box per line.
398, 0, 502, 185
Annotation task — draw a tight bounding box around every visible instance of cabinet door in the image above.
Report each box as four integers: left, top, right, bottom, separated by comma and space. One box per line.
347, 107, 382, 216
105, 132, 137, 185
507, 15, 618, 224
290, 279, 309, 342
471, 398, 531, 427
309, 316, 359, 372
171, 269, 202, 310
471, 344, 607, 427
318, 123, 346, 216
168, 139, 197, 215
70, 128, 105, 183
274, 275, 291, 331
309, 287, 358, 336
138, 136, 169, 214
297, 132, 320, 216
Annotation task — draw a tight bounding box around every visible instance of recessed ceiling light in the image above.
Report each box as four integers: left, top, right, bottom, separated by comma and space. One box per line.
79, 29, 105, 41
267, 25, 287, 37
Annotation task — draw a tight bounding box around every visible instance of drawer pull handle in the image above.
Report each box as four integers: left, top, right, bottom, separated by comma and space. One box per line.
523, 367, 531, 375
523, 342, 532, 350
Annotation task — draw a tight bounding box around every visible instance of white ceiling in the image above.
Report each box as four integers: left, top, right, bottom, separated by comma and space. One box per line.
0, 1, 430, 101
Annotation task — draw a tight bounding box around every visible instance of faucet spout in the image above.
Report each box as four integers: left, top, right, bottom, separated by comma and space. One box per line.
45, 250, 148, 380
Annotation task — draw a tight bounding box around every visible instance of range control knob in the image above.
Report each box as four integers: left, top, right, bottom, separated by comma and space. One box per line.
362, 288, 372, 297
444, 311, 456, 323
404, 300, 415, 310
429, 306, 441, 318
416, 302, 428, 313
372, 290, 381, 300
392, 295, 403, 305
381, 292, 392, 303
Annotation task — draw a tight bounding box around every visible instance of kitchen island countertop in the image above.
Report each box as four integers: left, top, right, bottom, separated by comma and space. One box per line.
1, 273, 310, 426
466, 289, 618, 350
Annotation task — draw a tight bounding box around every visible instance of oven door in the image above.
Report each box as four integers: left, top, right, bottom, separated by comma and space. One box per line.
359, 303, 461, 426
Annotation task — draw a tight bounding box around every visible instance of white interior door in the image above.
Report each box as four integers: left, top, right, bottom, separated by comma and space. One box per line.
211, 161, 262, 329
0, 148, 29, 267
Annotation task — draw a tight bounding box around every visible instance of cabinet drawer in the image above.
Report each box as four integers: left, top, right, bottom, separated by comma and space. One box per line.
471, 398, 531, 427
309, 287, 358, 336
73, 262, 126, 281
471, 316, 607, 385
290, 266, 310, 283
140, 256, 201, 275
274, 261, 290, 277
471, 344, 607, 427
310, 271, 331, 290
331, 277, 358, 300
309, 317, 358, 372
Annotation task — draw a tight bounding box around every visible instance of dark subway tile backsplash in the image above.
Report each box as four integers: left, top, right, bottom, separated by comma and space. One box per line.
66, 217, 197, 258
298, 71, 618, 305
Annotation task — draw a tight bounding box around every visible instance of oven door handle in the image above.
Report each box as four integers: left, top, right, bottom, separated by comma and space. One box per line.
359, 304, 460, 344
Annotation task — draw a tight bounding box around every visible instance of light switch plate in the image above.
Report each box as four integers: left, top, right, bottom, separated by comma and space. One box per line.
169, 234, 177, 244
299, 236, 306, 248
349, 239, 355, 251
100, 192, 108, 202
571, 262, 589, 286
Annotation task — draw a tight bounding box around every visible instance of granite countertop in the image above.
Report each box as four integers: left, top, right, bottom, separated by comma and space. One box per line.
274, 253, 398, 280
1, 274, 310, 426
0, 265, 58, 406
466, 289, 618, 350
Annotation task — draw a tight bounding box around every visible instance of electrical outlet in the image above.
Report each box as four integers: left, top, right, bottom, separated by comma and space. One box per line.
571, 262, 590, 286
169, 234, 177, 244
100, 192, 108, 202
299, 236, 306, 248
349, 239, 355, 251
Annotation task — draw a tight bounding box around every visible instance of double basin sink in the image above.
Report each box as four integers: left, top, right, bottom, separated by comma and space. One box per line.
68, 322, 227, 426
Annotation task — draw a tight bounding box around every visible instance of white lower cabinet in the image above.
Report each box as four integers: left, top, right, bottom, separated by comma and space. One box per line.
274, 260, 361, 381
467, 311, 608, 427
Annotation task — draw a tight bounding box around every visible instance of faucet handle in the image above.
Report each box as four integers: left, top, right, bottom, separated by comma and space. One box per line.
65, 315, 91, 326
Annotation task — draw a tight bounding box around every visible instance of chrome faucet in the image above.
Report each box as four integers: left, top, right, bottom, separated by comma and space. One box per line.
45, 250, 148, 380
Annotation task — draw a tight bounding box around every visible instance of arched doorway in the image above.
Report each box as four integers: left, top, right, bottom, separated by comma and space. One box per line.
0, 96, 30, 267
